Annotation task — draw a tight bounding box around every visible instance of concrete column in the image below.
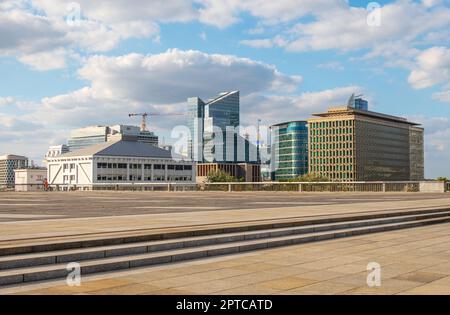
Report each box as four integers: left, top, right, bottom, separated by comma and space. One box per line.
298, 183, 303, 192
141, 163, 145, 182
228, 184, 232, 192
164, 164, 168, 181
126, 163, 130, 182
151, 164, 154, 181
382, 183, 386, 192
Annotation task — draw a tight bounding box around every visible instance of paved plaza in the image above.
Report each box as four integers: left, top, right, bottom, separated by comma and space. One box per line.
1, 222, 450, 295
0, 191, 450, 295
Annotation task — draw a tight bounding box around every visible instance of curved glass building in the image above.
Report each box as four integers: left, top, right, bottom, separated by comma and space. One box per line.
270, 121, 309, 181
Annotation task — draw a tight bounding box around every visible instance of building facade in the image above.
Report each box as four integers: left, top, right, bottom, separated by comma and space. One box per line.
14, 168, 47, 192
47, 136, 195, 190
0, 155, 28, 188
187, 91, 257, 163
270, 121, 309, 181
68, 125, 158, 151
308, 106, 424, 182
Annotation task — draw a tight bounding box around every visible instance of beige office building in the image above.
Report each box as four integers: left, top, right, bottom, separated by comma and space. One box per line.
308, 106, 424, 182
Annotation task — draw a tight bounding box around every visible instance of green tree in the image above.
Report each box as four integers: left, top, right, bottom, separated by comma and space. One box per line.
437, 177, 450, 182
288, 173, 330, 182
206, 170, 240, 183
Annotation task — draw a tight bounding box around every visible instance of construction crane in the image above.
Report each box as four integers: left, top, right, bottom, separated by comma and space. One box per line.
128, 112, 184, 132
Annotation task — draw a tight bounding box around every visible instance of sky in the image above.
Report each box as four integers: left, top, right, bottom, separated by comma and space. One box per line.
0, 0, 449, 178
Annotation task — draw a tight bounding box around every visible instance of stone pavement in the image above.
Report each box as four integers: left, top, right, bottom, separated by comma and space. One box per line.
1, 192, 450, 246
2, 222, 450, 295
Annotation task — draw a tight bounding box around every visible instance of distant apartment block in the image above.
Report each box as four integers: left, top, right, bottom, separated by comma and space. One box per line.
14, 168, 47, 192
308, 106, 424, 182
47, 135, 195, 190
0, 155, 28, 188
270, 121, 309, 181
67, 124, 158, 151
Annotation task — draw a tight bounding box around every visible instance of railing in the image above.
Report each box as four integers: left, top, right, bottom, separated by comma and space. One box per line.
0, 181, 442, 193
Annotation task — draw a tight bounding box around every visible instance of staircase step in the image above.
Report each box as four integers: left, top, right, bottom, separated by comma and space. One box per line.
1, 216, 449, 286
2, 207, 450, 257
1, 211, 449, 271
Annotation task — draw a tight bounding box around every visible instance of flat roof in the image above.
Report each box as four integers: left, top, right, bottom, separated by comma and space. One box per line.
270, 120, 308, 127
0, 154, 28, 160
311, 107, 420, 126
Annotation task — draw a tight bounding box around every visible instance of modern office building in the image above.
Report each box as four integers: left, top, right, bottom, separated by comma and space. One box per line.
308, 106, 424, 182
0, 155, 29, 188
270, 121, 309, 181
14, 168, 47, 192
67, 125, 158, 151
47, 135, 195, 190
187, 91, 257, 163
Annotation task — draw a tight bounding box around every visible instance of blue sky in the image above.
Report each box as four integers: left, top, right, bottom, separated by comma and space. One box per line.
0, 0, 450, 177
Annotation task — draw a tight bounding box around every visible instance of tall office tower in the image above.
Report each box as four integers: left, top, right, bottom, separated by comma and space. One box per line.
187, 97, 205, 161
308, 106, 424, 182
67, 125, 159, 152
270, 121, 309, 181
0, 155, 28, 188
187, 91, 257, 163
348, 94, 369, 111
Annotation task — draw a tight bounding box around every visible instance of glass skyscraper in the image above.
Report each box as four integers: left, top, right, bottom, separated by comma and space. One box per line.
188, 91, 256, 163
270, 121, 309, 181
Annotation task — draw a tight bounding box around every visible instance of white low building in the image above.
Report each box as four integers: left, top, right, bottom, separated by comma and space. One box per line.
46, 136, 195, 190
14, 168, 47, 192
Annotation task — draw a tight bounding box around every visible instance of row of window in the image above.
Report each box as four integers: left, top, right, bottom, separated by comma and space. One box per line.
310, 127, 353, 136
310, 135, 353, 143
310, 142, 353, 151
310, 120, 353, 129
96, 175, 192, 182
311, 157, 354, 165
97, 163, 192, 171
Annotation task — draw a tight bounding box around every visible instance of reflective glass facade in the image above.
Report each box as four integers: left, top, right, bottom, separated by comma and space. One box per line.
271, 121, 308, 181
187, 91, 255, 163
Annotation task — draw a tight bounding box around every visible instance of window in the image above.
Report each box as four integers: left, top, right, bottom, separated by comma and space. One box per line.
168, 165, 175, 170
154, 164, 165, 170
175, 165, 183, 171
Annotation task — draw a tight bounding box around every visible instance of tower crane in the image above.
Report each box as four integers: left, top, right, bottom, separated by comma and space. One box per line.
128, 112, 184, 132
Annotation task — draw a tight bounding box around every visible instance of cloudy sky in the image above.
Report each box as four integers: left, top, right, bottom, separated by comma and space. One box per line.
0, 0, 449, 178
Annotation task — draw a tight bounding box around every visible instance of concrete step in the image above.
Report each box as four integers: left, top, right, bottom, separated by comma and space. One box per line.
1, 215, 450, 286
1, 210, 449, 271
2, 207, 450, 257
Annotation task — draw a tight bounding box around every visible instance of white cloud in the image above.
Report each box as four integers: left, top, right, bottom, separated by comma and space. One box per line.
76, 49, 302, 104
0, 97, 15, 106
432, 90, 450, 102
0, 0, 186, 70
408, 46, 450, 89
241, 86, 363, 126
317, 62, 344, 71
196, 0, 345, 28
240, 39, 274, 49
